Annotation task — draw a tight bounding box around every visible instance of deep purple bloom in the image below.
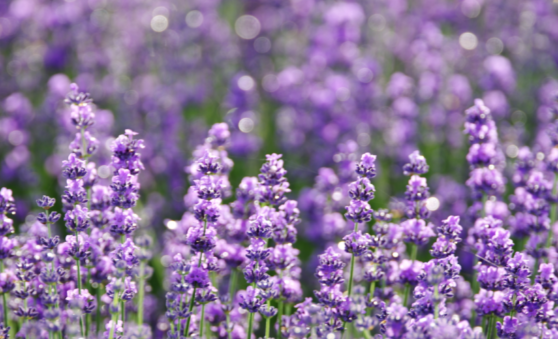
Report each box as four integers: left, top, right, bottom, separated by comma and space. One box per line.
401, 219, 435, 246
239, 286, 264, 313
343, 231, 372, 257
64, 205, 90, 233
348, 177, 375, 201
403, 151, 429, 176
355, 153, 377, 179
345, 200, 372, 223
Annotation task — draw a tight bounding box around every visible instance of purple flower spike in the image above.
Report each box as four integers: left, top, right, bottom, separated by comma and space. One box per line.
239, 286, 264, 313
348, 177, 375, 201
355, 153, 377, 179
403, 151, 429, 176
345, 200, 372, 223
401, 219, 435, 246
208, 123, 231, 147
343, 231, 372, 257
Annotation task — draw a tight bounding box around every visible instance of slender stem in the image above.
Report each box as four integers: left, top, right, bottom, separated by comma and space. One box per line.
226, 312, 233, 339
481, 194, 487, 218
229, 269, 237, 299
246, 312, 254, 339
200, 304, 206, 338
403, 244, 418, 307
277, 301, 284, 339
510, 292, 517, 318
121, 299, 125, 325
137, 261, 146, 325
433, 285, 439, 319
0, 262, 9, 331
546, 172, 558, 251
347, 222, 359, 298
79, 317, 85, 339
96, 284, 102, 334
343, 251, 357, 339
369, 281, 376, 300
107, 285, 121, 339
265, 300, 271, 339
183, 287, 197, 337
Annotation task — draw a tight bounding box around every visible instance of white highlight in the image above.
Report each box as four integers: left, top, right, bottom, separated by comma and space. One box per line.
151, 15, 169, 32
235, 15, 261, 40
426, 197, 440, 211
459, 32, 478, 50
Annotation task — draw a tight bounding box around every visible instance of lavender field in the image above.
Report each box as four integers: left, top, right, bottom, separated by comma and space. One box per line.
0, 0, 558, 338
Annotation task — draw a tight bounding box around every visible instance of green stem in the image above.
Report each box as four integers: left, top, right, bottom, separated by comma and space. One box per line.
229, 269, 237, 299
347, 224, 358, 298
434, 285, 439, 319
137, 261, 146, 325
265, 300, 271, 339
96, 284, 102, 334
226, 312, 233, 339
121, 299, 126, 325
403, 244, 418, 307
200, 304, 206, 338
0, 262, 9, 331
546, 172, 558, 251
277, 301, 283, 339
481, 194, 487, 218
510, 293, 517, 318
369, 281, 376, 300
183, 287, 197, 337
74, 230, 84, 338
246, 312, 254, 339
107, 285, 121, 339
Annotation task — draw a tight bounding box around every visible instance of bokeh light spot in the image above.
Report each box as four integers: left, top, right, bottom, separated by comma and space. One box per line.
459, 32, 478, 50
186, 10, 203, 28
235, 15, 261, 40
238, 118, 254, 133
238, 75, 255, 91
151, 15, 169, 33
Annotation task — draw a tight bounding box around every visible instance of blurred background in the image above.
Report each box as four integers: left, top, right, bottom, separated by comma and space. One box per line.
0, 0, 557, 318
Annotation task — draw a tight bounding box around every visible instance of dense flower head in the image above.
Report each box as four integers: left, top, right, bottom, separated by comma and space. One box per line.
345, 200, 373, 223
547, 147, 558, 173
64, 205, 90, 233
109, 207, 139, 236
197, 150, 221, 175
186, 224, 217, 253
193, 199, 221, 222
62, 153, 87, 180
195, 175, 224, 200
36, 195, 56, 210
403, 151, 429, 176
185, 266, 210, 288
239, 286, 264, 313
348, 177, 375, 201
65, 83, 95, 129
111, 129, 145, 175
401, 219, 435, 246
247, 212, 273, 239
466, 166, 505, 196
69, 130, 99, 158
466, 143, 497, 167
258, 153, 287, 186
355, 153, 377, 179
437, 216, 462, 241
208, 122, 231, 147
343, 231, 372, 256
110, 168, 140, 208
405, 175, 429, 201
